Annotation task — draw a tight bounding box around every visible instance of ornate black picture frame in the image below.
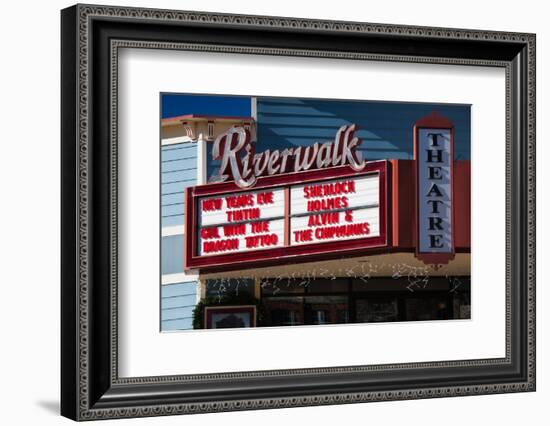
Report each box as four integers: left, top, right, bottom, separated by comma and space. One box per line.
61, 4, 536, 421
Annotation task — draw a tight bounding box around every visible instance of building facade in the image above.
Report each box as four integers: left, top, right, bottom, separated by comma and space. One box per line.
161, 96, 471, 331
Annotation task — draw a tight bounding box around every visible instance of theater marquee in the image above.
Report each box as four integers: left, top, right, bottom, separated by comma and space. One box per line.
184, 161, 388, 271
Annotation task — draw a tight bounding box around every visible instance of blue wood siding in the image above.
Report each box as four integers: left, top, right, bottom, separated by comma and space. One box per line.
161, 318, 194, 331
255, 98, 471, 161
161, 142, 197, 228
161, 281, 197, 331
161, 234, 185, 275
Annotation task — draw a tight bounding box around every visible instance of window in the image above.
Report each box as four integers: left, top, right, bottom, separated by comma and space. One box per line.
260, 277, 470, 327
205, 278, 255, 300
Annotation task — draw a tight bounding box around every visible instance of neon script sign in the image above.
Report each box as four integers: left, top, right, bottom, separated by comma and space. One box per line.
212, 125, 366, 188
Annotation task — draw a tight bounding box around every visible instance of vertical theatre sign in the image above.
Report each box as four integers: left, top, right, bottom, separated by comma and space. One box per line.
414, 112, 455, 266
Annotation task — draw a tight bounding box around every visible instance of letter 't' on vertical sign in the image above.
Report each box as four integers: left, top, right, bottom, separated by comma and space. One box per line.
414, 112, 455, 267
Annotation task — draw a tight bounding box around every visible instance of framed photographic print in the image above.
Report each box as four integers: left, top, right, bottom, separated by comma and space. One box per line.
61, 3, 536, 421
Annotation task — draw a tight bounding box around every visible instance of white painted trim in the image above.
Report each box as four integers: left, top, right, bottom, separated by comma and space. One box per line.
197, 133, 207, 184
161, 135, 194, 146
251, 96, 257, 121
162, 273, 198, 285
196, 281, 202, 304
161, 225, 184, 236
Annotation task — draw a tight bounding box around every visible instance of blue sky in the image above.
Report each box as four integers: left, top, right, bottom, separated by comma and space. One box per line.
161, 94, 251, 118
